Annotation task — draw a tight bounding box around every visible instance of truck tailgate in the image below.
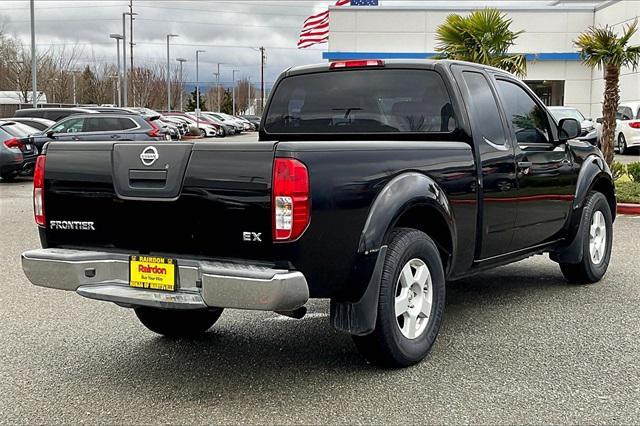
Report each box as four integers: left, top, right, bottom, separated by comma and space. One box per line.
43, 141, 276, 260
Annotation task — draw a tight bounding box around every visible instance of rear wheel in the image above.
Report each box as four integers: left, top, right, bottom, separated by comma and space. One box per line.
352, 228, 446, 368
0, 172, 17, 181
559, 191, 613, 284
618, 134, 627, 154
134, 307, 223, 337
200, 129, 207, 137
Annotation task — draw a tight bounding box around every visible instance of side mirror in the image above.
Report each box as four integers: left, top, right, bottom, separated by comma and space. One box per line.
596, 117, 603, 124
558, 118, 580, 141
46, 130, 56, 138
586, 117, 593, 122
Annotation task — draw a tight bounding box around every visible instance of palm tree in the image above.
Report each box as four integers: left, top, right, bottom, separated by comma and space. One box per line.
435, 9, 527, 77
575, 21, 640, 165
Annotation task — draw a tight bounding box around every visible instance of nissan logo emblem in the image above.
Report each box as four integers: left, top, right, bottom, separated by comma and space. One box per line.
140, 146, 159, 166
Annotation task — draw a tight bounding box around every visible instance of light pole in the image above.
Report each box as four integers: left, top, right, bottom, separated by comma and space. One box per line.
176, 58, 186, 111
195, 49, 206, 128
122, 11, 137, 107
232, 69, 239, 116
166, 34, 178, 111
71, 70, 82, 106
29, 0, 37, 108
109, 33, 123, 106
214, 63, 224, 112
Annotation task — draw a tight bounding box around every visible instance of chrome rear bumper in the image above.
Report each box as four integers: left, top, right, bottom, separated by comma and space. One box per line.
22, 248, 309, 311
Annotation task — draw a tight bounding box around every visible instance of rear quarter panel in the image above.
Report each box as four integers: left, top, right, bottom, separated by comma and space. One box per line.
274, 141, 477, 301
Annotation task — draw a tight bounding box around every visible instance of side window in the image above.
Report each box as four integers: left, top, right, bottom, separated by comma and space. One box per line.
52, 118, 84, 133
616, 107, 625, 120
496, 79, 551, 145
462, 71, 507, 146
621, 107, 633, 121
117, 118, 137, 130
84, 117, 131, 132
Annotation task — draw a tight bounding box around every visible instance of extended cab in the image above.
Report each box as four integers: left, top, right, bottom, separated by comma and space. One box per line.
22, 60, 616, 367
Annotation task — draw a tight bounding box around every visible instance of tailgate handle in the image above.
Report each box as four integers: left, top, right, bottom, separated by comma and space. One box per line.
129, 169, 167, 187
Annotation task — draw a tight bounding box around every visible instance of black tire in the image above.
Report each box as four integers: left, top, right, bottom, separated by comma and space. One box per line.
219, 128, 226, 137
0, 172, 17, 181
352, 228, 446, 368
134, 307, 223, 337
200, 129, 207, 137
618, 134, 627, 155
559, 191, 613, 284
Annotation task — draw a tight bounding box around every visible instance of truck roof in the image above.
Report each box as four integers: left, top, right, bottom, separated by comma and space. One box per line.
283, 59, 515, 78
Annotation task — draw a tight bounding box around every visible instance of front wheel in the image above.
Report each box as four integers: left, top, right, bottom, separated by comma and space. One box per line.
200, 129, 207, 137
559, 191, 613, 284
134, 307, 223, 337
618, 134, 627, 155
352, 228, 446, 368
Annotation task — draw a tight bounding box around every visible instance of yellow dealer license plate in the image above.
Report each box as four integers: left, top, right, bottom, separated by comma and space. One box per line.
129, 256, 177, 292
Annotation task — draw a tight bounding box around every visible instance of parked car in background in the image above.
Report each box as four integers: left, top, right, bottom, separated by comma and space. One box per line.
14, 107, 97, 122
28, 114, 166, 151
162, 116, 189, 138
214, 112, 246, 133
240, 115, 261, 129
151, 117, 180, 140
186, 112, 234, 136
614, 101, 640, 154
235, 116, 256, 131
3, 117, 55, 132
83, 106, 139, 115
547, 106, 594, 137
0, 120, 38, 179
162, 112, 222, 137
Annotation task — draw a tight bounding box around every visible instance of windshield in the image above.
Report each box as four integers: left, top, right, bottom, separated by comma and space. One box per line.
549, 108, 585, 122
264, 69, 456, 134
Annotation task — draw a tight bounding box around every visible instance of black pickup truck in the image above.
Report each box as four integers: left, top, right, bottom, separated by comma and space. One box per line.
22, 60, 616, 367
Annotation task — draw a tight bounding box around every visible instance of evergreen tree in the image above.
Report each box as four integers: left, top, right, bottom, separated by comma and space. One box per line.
185, 88, 207, 112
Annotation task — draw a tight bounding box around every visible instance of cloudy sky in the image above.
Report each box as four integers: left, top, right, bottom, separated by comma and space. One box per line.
1, 0, 598, 90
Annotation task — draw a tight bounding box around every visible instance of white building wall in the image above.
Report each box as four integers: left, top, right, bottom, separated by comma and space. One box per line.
328, 2, 640, 118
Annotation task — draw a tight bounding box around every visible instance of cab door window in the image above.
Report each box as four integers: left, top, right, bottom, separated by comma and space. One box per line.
461, 71, 507, 147
496, 79, 552, 147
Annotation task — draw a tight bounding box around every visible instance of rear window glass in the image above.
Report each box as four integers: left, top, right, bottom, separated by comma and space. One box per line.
264, 69, 456, 134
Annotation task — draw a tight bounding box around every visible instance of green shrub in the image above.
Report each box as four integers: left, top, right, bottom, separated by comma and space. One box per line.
616, 181, 640, 204
610, 161, 626, 181
627, 162, 640, 183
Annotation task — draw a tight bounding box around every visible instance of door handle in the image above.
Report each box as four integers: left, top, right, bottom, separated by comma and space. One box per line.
110, 134, 121, 139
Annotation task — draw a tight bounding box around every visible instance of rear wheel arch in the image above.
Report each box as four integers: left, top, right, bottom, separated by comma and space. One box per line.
358, 172, 455, 256
388, 203, 454, 274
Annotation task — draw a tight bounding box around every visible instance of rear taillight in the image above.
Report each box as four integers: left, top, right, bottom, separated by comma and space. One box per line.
147, 120, 161, 137
629, 122, 640, 129
3, 138, 22, 149
272, 158, 310, 241
330, 59, 384, 69
33, 155, 46, 227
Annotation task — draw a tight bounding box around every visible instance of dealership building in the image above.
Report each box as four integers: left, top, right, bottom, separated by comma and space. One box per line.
324, 0, 639, 118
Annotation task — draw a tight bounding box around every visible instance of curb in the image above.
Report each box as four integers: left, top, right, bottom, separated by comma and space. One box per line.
618, 203, 640, 215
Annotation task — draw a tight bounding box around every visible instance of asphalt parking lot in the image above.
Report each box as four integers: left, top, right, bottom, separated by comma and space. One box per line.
1, 176, 639, 424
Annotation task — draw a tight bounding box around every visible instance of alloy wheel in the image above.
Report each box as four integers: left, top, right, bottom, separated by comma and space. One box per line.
394, 258, 433, 339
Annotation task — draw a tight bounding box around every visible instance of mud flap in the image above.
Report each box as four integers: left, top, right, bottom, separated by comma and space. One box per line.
330, 246, 387, 336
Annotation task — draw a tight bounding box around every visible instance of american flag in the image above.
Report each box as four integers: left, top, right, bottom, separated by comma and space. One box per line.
297, 0, 378, 49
